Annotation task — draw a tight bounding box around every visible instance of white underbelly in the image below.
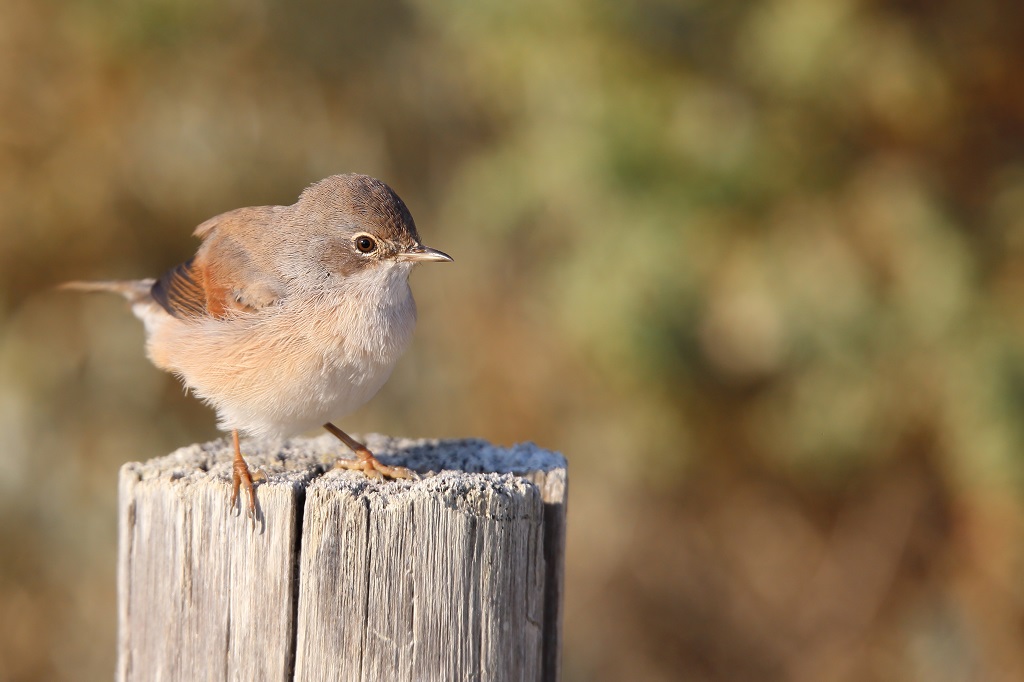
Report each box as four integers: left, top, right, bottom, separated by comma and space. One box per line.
147, 279, 417, 438
217, 351, 399, 438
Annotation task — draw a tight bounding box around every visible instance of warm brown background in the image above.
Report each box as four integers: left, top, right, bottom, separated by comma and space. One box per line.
3, 1, 1024, 680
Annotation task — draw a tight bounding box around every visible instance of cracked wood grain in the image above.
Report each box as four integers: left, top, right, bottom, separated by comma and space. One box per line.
117, 434, 567, 682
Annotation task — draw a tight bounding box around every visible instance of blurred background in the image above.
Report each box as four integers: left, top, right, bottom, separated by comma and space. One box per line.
2, 0, 1024, 679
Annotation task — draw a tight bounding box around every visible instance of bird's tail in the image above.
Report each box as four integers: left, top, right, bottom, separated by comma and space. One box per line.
58, 279, 156, 305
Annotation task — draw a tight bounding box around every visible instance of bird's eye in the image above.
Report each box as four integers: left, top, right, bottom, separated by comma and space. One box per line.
355, 235, 377, 253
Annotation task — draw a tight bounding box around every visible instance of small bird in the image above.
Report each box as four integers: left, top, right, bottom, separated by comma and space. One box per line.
63, 174, 452, 519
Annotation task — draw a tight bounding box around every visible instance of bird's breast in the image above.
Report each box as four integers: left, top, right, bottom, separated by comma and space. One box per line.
147, 272, 418, 438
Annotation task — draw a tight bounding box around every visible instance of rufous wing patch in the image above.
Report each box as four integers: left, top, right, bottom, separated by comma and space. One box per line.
151, 259, 208, 318
153, 205, 287, 319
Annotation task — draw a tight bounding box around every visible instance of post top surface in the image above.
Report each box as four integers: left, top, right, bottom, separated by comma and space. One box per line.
122, 433, 567, 500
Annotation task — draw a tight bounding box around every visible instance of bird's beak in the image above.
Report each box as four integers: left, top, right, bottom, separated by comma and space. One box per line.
400, 245, 453, 263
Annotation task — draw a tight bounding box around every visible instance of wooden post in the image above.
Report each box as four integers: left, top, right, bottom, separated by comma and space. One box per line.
117, 434, 567, 682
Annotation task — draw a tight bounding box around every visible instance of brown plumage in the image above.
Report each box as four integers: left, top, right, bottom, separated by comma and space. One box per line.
63, 174, 452, 522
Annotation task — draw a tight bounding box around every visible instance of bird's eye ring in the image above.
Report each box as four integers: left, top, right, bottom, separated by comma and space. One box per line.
354, 235, 377, 253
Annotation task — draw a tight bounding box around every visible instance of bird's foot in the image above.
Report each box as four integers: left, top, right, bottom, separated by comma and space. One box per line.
334, 448, 419, 481
324, 422, 418, 481
228, 431, 266, 527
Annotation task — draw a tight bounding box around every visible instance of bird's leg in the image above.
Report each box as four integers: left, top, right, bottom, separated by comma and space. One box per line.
324, 422, 418, 481
228, 429, 265, 524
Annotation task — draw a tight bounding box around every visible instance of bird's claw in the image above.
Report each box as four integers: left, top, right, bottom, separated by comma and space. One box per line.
229, 460, 265, 528
334, 453, 419, 481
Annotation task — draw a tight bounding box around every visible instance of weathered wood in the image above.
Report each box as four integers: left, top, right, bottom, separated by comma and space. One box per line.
117, 434, 567, 682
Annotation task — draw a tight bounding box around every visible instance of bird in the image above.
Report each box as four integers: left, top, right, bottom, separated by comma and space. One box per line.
62, 173, 452, 520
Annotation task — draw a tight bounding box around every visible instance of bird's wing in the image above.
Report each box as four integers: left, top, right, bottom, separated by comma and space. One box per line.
152, 207, 289, 319
150, 259, 208, 318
